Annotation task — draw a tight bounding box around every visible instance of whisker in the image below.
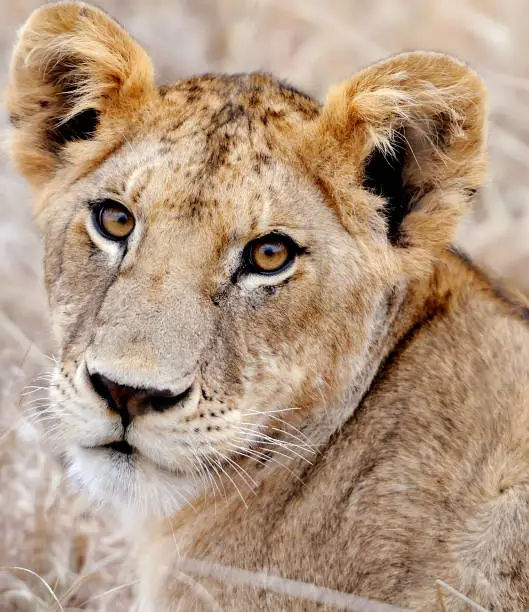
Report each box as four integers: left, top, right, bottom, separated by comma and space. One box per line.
201, 456, 224, 512
234, 424, 315, 459
20, 386, 50, 396
266, 413, 313, 442
22, 395, 53, 405
256, 440, 314, 465
239, 407, 300, 417
190, 447, 219, 508
229, 439, 305, 483
268, 426, 317, 450
209, 443, 259, 493
22, 403, 54, 413
227, 441, 304, 484
207, 458, 229, 502
242, 425, 315, 453
220, 452, 259, 491
208, 455, 248, 508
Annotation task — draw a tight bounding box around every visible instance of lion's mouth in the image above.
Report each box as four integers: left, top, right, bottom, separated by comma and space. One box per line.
102, 440, 134, 455
82, 439, 136, 457
85, 440, 184, 477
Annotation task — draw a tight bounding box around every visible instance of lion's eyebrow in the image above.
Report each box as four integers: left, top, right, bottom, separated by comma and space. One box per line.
103, 188, 123, 200
124, 165, 155, 206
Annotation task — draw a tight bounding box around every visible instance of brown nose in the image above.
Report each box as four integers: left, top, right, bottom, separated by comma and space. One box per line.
89, 371, 194, 427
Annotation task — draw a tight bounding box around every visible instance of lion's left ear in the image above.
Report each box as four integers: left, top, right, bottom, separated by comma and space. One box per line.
6, 1, 155, 187
307, 52, 488, 262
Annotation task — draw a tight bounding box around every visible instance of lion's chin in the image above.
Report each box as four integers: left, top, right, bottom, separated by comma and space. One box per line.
65, 444, 199, 519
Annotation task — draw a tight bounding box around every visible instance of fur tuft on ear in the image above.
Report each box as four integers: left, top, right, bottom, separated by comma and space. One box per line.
6, 1, 155, 186
307, 52, 488, 266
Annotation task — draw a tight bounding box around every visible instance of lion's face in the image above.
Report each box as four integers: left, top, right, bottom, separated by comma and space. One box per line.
38, 76, 394, 514
8, 3, 486, 515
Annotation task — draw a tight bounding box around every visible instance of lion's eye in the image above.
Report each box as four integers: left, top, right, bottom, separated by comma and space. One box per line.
93, 201, 135, 241
246, 234, 296, 275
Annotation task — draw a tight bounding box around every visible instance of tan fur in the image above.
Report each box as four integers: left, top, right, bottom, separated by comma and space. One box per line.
7, 3, 529, 611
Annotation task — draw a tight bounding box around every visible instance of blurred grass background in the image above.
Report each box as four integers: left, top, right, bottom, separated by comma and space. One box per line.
1, 0, 529, 609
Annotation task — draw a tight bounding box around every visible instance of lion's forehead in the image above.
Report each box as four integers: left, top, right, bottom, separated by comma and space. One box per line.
96, 143, 277, 248
92, 75, 322, 232
157, 72, 321, 127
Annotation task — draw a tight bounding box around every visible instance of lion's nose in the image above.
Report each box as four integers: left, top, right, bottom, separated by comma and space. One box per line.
88, 371, 195, 427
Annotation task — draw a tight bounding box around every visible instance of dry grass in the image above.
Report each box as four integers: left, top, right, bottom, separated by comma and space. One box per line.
1, 0, 529, 609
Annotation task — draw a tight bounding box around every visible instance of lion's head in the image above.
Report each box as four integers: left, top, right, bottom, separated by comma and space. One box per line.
7, 2, 487, 516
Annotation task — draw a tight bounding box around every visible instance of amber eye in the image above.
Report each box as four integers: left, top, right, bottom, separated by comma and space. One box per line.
93, 201, 135, 241
247, 234, 296, 275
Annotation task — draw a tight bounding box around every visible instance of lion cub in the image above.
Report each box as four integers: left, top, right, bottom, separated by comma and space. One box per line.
7, 2, 529, 610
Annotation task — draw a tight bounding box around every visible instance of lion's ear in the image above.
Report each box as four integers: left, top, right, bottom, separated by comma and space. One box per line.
6, 1, 155, 186
312, 52, 488, 260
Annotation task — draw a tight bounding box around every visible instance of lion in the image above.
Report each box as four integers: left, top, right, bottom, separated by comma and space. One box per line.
6, 2, 529, 610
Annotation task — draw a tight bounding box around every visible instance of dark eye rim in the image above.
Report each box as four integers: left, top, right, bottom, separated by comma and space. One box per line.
92, 199, 135, 242
244, 232, 302, 276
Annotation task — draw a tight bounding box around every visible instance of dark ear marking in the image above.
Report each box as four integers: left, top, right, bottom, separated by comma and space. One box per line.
277, 78, 315, 101
50, 108, 100, 146
363, 129, 413, 246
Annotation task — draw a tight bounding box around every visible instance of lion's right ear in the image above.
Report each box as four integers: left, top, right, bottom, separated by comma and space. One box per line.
301, 52, 487, 275
6, 1, 155, 187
